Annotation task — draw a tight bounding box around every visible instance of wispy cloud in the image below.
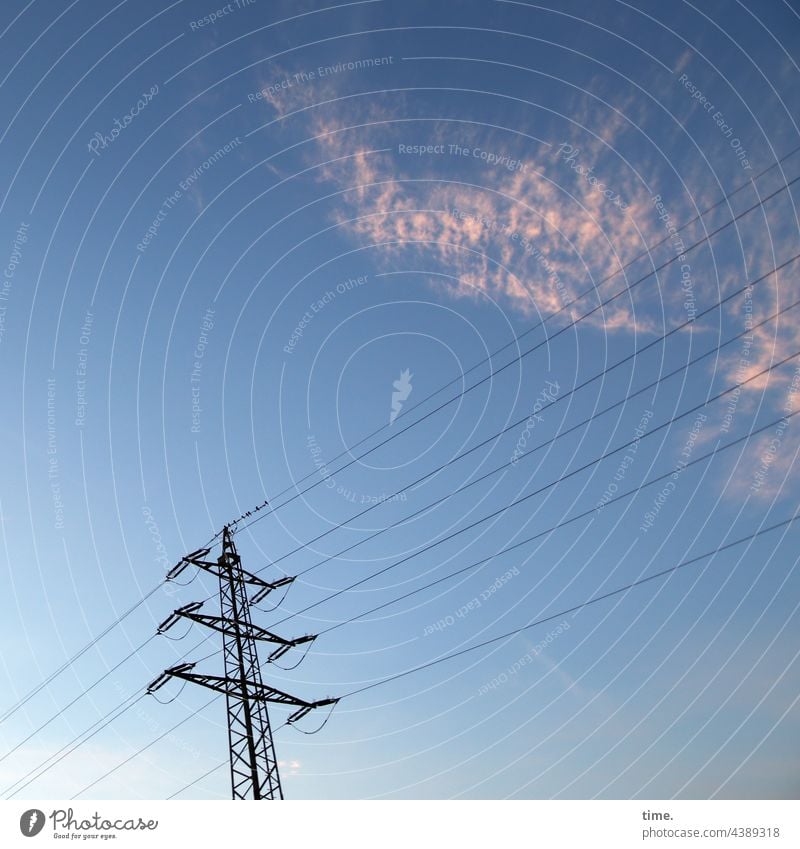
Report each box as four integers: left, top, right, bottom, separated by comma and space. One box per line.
252, 61, 674, 329
255, 60, 800, 502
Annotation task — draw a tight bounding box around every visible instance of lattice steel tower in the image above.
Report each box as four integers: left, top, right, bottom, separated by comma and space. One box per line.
148, 526, 335, 799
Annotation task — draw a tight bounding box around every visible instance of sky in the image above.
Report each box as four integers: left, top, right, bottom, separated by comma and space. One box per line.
0, 0, 799, 801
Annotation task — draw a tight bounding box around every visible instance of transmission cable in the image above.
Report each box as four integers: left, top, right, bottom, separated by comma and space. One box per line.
338, 513, 800, 700
4, 692, 146, 799
165, 513, 799, 799
253, 255, 800, 577
232, 174, 800, 534
266, 349, 800, 628
0, 634, 157, 766
313, 409, 800, 639
1, 646, 221, 799
71, 694, 220, 799
230, 151, 800, 528
0, 587, 160, 725
0, 527, 221, 726
3, 160, 796, 725
179, 283, 800, 625
28, 397, 797, 798
14, 329, 794, 779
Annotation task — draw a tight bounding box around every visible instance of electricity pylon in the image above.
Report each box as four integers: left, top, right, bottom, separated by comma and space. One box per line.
148, 526, 336, 799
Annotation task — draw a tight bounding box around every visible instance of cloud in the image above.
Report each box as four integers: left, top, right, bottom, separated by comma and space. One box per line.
253, 58, 800, 497
297, 108, 671, 334
716, 352, 800, 500
249, 59, 675, 331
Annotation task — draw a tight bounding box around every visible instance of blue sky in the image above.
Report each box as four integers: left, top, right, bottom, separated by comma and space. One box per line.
0, 0, 799, 800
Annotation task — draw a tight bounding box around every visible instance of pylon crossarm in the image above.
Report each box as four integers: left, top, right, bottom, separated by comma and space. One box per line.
165, 547, 212, 581
250, 575, 294, 605
287, 697, 339, 725
167, 668, 317, 708
146, 662, 196, 694
146, 671, 172, 694
157, 601, 204, 634
179, 610, 310, 647
168, 553, 289, 594
267, 634, 315, 663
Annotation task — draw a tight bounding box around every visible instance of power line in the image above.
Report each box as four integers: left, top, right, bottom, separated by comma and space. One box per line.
287, 300, 800, 581
313, 408, 800, 638
0, 523, 224, 727
229, 149, 800, 529
182, 289, 800, 628
167, 513, 800, 799
0, 635, 156, 767
267, 349, 800, 628
167, 758, 228, 799
1, 646, 221, 800
252, 256, 800, 578
71, 694, 220, 800
339, 513, 800, 699
3, 161, 796, 727
9, 327, 795, 785
4, 692, 145, 799
0, 587, 160, 725
65, 506, 800, 802
180, 258, 800, 619
231, 175, 800, 534
13, 399, 796, 799
22, 331, 797, 784
5, 172, 798, 794
7, 523, 339, 801
7, 260, 794, 762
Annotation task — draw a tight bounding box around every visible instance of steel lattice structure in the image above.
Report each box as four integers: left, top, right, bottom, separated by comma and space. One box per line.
149, 526, 335, 799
